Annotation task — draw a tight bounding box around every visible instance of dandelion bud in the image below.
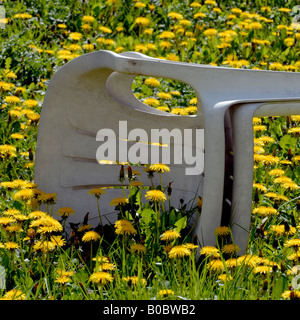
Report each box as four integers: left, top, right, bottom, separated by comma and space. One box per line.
29, 148, 34, 161
127, 165, 132, 180
119, 164, 125, 182
27, 228, 36, 240
167, 182, 172, 196
254, 189, 259, 203
197, 196, 202, 210
287, 148, 293, 161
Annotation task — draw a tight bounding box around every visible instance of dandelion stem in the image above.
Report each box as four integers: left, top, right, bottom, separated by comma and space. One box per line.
96, 197, 104, 231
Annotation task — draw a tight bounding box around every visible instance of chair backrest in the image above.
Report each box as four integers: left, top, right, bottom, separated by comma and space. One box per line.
35, 50, 205, 227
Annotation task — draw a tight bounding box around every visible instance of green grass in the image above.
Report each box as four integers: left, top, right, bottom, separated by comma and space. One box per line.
0, 0, 299, 300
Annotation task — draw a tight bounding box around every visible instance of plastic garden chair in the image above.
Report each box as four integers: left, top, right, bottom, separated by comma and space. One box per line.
35, 50, 300, 253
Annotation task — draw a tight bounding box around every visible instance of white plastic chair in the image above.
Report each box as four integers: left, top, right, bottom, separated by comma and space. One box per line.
35, 50, 300, 253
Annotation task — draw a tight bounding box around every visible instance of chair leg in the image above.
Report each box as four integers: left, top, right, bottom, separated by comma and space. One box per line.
196, 106, 229, 247
229, 103, 260, 254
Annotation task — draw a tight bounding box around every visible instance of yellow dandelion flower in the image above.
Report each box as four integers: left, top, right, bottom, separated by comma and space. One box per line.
2, 209, 20, 216
253, 117, 262, 124
145, 190, 167, 202
158, 289, 175, 297
170, 107, 188, 115
143, 98, 160, 107
253, 125, 267, 132
270, 225, 296, 236
134, 17, 151, 27
249, 22, 263, 30
282, 290, 300, 300
252, 206, 278, 217
222, 244, 240, 255
5, 242, 20, 250
130, 243, 146, 254
288, 127, 300, 135
200, 246, 220, 259
253, 266, 272, 274
99, 26, 112, 33
37, 192, 57, 204
254, 146, 265, 154
51, 235, 66, 247
78, 224, 92, 232
156, 106, 170, 112
0, 289, 26, 300
268, 169, 285, 177
159, 40, 173, 49
218, 274, 233, 282
129, 181, 144, 187
144, 78, 160, 87
68, 32, 83, 40
30, 216, 63, 234
259, 155, 280, 165
88, 187, 106, 198
123, 276, 147, 286
149, 163, 170, 173
291, 115, 300, 122
168, 245, 191, 259
0, 217, 16, 225
184, 243, 199, 250
203, 28, 218, 38
225, 258, 239, 268
10, 133, 24, 140
114, 219, 137, 235
90, 272, 113, 285
33, 240, 56, 253
82, 231, 101, 242
215, 226, 231, 237
4, 96, 21, 104
56, 207, 75, 218
0, 145, 16, 157
207, 259, 224, 272
253, 183, 267, 192
159, 31, 175, 39
55, 275, 71, 284
274, 176, 292, 184
160, 229, 181, 241
167, 12, 183, 20
94, 263, 116, 272
281, 181, 299, 191
14, 13, 32, 19
110, 197, 129, 206
82, 15, 96, 23
284, 239, 300, 248
14, 188, 35, 201
157, 92, 172, 100
237, 255, 259, 268
23, 99, 39, 108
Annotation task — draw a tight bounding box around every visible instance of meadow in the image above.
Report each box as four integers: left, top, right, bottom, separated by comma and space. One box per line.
0, 0, 299, 300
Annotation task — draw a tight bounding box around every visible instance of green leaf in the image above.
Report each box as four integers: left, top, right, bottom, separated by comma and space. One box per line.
174, 216, 187, 233
271, 275, 287, 299
13, 200, 23, 210
140, 205, 155, 225
5, 57, 11, 70
168, 208, 176, 226
279, 134, 297, 152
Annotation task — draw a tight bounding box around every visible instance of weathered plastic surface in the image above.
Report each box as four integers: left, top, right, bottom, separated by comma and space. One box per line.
35, 50, 300, 253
